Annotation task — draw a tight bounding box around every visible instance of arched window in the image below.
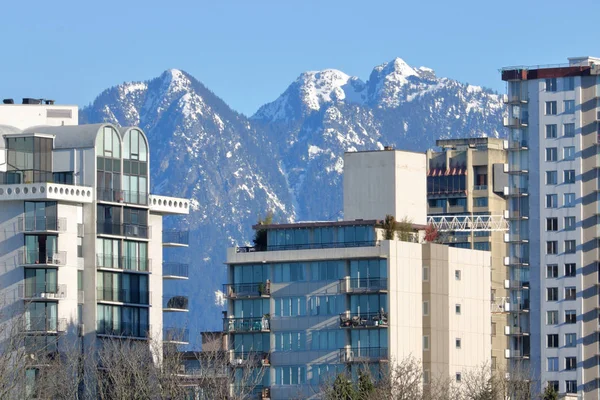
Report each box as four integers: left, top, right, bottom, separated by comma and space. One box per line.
96, 126, 122, 202
96, 126, 121, 158
123, 129, 149, 205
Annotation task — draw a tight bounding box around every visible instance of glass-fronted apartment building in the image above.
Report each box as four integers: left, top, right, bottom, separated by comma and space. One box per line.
223, 149, 493, 399
0, 101, 190, 394
502, 57, 600, 398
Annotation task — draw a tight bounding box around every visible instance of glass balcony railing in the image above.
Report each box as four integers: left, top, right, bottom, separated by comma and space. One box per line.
223, 317, 270, 333
163, 327, 190, 344
96, 287, 150, 305
229, 351, 270, 367
339, 278, 388, 293
19, 216, 66, 232
163, 262, 189, 279
95, 254, 151, 272
20, 250, 66, 266
23, 317, 67, 333
96, 221, 150, 239
162, 230, 189, 246
97, 187, 149, 206
339, 311, 388, 328
223, 282, 271, 299
236, 240, 377, 253
339, 347, 388, 363
18, 283, 66, 299
96, 320, 150, 339
163, 295, 189, 311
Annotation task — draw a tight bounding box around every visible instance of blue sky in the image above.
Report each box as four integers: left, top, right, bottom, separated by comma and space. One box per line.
2, 0, 599, 116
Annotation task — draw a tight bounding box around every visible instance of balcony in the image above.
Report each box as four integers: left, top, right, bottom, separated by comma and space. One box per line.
223, 282, 271, 299
19, 250, 66, 267
148, 194, 190, 215
163, 327, 190, 344
229, 351, 270, 367
339, 277, 388, 294
162, 230, 189, 247
18, 216, 67, 233
236, 240, 377, 253
24, 335, 59, 355
0, 183, 94, 204
473, 185, 488, 191
504, 187, 528, 197
504, 326, 529, 336
504, 349, 530, 359
95, 254, 151, 272
23, 317, 67, 333
339, 347, 388, 363
163, 295, 189, 312
96, 221, 150, 239
504, 210, 528, 220
231, 385, 270, 400
163, 262, 189, 279
505, 257, 530, 267
506, 140, 529, 151
96, 288, 151, 305
223, 316, 270, 333
504, 280, 530, 290
96, 320, 150, 339
502, 94, 528, 104
18, 284, 67, 300
503, 117, 528, 128
339, 311, 388, 329
98, 187, 149, 205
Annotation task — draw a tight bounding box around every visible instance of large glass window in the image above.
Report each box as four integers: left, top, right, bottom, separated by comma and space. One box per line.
273, 263, 306, 282
123, 241, 148, 271
96, 238, 120, 268
350, 329, 388, 350
310, 330, 344, 351
25, 302, 57, 331
274, 297, 306, 317
24, 268, 57, 296
123, 129, 148, 205
266, 225, 375, 250
5, 136, 52, 184
24, 202, 57, 231
96, 126, 122, 202
275, 366, 307, 385
24, 234, 57, 264
232, 333, 269, 353
233, 264, 270, 284
97, 205, 122, 236
308, 295, 342, 316
275, 332, 306, 351
233, 299, 270, 318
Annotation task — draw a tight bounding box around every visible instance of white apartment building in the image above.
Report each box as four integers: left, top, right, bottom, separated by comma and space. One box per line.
0, 100, 189, 393
224, 149, 492, 399
502, 57, 600, 398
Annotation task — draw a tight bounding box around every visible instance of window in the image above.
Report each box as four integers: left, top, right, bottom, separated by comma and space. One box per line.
547, 334, 559, 348
273, 263, 306, 283
563, 146, 575, 161
547, 357, 558, 372
546, 101, 557, 115
275, 332, 306, 351
565, 357, 577, 371
455, 304, 461, 315
448, 197, 467, 207
456, 373, 462, 382
423, 301, 429, 316
473, 197, 488, 207
274, 366, 307, 385
547, 264, 558, 278
547, 241, 558, 255
546, 147, 557, 161
274, 297, 306, 317
546, 78, 557, 92
565, 310, 576, 324
564, 123, 575, 137
423, 335, 430, 351
455, 338, 461, 349
310, 330, 343, 351
566, 380, 577, 394
565, 287, 576, 301
564, 217, 576, 231
565, 77, 575, 91
547, 310, 558, 325
564, 193, 576, 207
308, 295, 340, 316
563, 170, 575, 184
565, 263, 576, 277
491, 322, 496, 336
546, 171, 557, 185
547, 287, 558, 301
473, 242, 490, 251
546, 217, 558, 231
548, 381, 559, 393
546, 194, 558, 208
564, 100, 575, 114
565, 333, 577, 347
564, 240, 576, 254
455, 270, 461, 280
546, 124, 557, 138
423, 266, 429, 282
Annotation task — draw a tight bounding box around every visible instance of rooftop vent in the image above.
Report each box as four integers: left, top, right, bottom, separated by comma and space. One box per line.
383, 145, 395, 151
3, 99, 14, 104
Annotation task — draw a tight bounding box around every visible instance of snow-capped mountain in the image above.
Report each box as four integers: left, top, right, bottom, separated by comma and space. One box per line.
81, 58, 505, 346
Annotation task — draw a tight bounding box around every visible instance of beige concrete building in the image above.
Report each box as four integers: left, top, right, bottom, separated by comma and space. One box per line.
223, 149, 492, 399
425, 138, 509, 372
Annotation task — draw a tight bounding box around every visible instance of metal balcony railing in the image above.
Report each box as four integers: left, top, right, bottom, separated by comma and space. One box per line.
96, 288, 150, 305
20, 250, 66, 266
163, 262, 189, 279
23, 317, 67, 333
229, 351, 270, 367
339, 278, 388, 293
122, 190, 149, 206
97, 187, 124, 203
339, 347, 388, 363
223, 282, 271, 299
18, 216, 67, 232
223, 317, 270, 333
163, 295, 189, 311
96, 320, 151, 339
163, 327, 190, 344
339, 311, 388, 328
163, 230, 189, 246
18, 284, 67, 300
